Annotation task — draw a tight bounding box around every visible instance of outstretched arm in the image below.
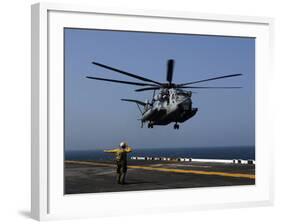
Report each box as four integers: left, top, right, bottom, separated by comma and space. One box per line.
104, 147, 132, 153
104, 148, 120, 153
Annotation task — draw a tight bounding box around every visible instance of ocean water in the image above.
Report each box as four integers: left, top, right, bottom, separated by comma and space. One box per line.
65, 146, 255, 161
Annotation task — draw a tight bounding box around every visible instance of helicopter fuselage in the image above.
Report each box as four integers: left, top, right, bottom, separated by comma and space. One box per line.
141, 89, 198, 129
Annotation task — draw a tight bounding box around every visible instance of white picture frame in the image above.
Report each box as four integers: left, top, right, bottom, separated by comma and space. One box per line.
31, 2, 274, 221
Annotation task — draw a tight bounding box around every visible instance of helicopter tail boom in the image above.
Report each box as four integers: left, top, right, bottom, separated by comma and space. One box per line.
121, 99, 146, 106
121, 98, 147, 117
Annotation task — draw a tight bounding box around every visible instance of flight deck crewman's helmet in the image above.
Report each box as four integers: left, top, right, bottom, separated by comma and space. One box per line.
120, 142, 127, 149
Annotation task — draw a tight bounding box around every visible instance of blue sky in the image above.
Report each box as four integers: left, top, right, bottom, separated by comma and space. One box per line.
64, 28, 255, 150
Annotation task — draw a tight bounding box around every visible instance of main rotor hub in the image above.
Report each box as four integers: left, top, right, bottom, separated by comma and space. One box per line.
162, 83, 176, 88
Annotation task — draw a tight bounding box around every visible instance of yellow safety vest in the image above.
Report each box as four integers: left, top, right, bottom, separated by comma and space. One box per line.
104, 147, 132, 162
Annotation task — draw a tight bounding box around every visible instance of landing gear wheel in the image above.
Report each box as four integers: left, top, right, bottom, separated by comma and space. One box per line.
148, 123, 154, 128
174, 123, 179, 129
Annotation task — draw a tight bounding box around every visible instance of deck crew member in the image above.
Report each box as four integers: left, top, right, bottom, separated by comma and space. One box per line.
104, 142, 132, 184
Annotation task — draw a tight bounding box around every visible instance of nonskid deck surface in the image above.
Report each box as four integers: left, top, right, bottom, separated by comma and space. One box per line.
64, 160, 255, 194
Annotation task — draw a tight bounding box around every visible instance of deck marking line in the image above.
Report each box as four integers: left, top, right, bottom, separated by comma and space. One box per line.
65, 160, 255, 179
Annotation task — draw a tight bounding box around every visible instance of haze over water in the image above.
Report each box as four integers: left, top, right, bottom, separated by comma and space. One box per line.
65, 146, 255, 161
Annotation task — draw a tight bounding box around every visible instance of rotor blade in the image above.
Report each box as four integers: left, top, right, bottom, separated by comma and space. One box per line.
86, 76, 158, 86
135, 86, 161, 92
180, 86, 242, 89
92, 61, 162, 85
179, 73, 243, 86
121, 99, 146, 106
166, 59, 174, 84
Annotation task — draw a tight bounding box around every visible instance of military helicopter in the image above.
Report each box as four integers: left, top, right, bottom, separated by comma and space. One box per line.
86, 59, 242, 129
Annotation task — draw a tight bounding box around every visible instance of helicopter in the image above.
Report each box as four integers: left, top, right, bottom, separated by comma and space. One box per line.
86, 59, 242, 129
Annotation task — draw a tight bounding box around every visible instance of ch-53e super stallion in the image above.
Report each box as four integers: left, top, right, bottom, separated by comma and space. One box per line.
86, 59, 242, 129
